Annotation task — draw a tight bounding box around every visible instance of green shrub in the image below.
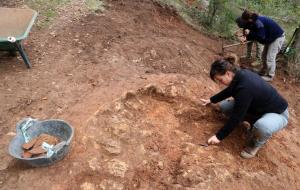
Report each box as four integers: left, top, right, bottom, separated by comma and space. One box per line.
158, 0, 300, 41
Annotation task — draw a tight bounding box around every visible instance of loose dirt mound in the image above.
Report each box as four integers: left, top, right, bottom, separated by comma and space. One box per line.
71, 79, 298, 189
1, 0, 300, 189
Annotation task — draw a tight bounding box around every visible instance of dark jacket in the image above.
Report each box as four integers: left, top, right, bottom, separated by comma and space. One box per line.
246, 16, 284, 44
210, 69, 288, 140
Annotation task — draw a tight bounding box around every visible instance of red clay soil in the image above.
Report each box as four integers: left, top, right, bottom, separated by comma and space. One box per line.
0, 0, 300, 189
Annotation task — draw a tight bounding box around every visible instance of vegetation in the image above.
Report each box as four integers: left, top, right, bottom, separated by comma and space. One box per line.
23, 0, 300, 78
26, 0, 105, 28
26, 0, 70, 28
85, 0, 105, 12
158, 0, 300, 78
158, 0, 300, 40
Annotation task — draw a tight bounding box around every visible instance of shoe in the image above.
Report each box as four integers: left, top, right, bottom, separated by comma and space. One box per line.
258, 69, 266, 76
261, 75, 273, 82
244, 128, 255, 147
250, 61, 261, 67
241, 121, 251, 131
240, 146, 261, 159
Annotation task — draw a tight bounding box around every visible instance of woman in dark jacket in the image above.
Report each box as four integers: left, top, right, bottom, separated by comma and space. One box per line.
237, 10, 285, 82
201, 59, 289, 158
235, 17, 263, 66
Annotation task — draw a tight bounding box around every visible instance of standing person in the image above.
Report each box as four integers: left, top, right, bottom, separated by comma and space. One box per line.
235, 17, 263, 66
238, 10, 285, 81
201, 59, 289, 159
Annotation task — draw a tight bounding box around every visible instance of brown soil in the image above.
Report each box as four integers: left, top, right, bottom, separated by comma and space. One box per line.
1, 0, 300, 189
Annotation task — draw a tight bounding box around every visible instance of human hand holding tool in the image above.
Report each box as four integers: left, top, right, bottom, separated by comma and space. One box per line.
207, 135, 220, 145
238, 36, 247, 44
234, 29, 244, 37
244, 29, 250, 35
200, 98, 211, 106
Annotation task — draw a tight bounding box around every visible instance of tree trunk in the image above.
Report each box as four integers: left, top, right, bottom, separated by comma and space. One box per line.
288, 26, 300, 77
292, 27, 300, 64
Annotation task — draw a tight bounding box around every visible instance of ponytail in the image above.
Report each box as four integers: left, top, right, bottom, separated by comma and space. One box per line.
210, 59, 239, 81
241, 10, 258, 21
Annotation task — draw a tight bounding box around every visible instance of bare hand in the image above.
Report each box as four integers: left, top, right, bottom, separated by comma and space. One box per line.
234, 30, 243, 37
238, 36, 247, 44
200, 98, 211, 106
207, 135, 220, 145
244, 29, 250, 35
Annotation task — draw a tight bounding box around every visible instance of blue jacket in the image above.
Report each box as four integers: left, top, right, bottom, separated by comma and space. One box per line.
246, 16, 284, 44
210, 69, 288, 140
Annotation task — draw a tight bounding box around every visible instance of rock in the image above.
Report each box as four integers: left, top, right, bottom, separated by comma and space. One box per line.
99, 179, 123, 190
150, 49, 157, 58
170, 85, 178, 97
173, 130, 192, 141
139, 144, 146, 155
0, 154, 12, 171
50, 32, 56, 37
86, 116, 98, 129
111, 123, 129, 139
140, 130, 153, 137
6, 132, 16, 136
80, 182, 95, 190
158, 161, 164, 170
88, 158, 101, 171
168, 184, 182, 190
100, 138, 121, 154
153, 144, 159, 152
114, 102, 123, 111
121, 91, 136, 101
142, 160, 148, 165
182, 142, 198, 154
107, 159, 128, 178
142, 84, 164, 95
132, 58, 142, 63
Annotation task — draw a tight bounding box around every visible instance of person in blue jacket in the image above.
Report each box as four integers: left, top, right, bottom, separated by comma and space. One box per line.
235, 17, 263, 66
237, 10, 285, 81
201, 59, 289, 158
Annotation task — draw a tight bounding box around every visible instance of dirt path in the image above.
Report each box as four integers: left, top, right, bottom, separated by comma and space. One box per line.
0, 0, 300, 189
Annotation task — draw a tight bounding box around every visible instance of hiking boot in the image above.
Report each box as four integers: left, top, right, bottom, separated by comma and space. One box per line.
258, 69, 266, 76
244, 127, 256, 148
250, 60, 261, 67
241, 121, 251, 131
261, 75, 273, 82
245, 56, 252, 60
240, 146, 261, 159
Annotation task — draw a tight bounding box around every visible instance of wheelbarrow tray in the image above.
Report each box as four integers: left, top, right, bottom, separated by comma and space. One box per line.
0, 8, 37, 68
0, 8, 37, 42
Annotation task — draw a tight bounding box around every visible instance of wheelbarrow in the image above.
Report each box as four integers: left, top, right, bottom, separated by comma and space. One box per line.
0, 8, 37, 69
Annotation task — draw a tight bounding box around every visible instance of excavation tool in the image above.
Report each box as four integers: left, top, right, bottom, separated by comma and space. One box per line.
221, 40, 251, 55
199, 143, 209, 147
282, 25, 300, 55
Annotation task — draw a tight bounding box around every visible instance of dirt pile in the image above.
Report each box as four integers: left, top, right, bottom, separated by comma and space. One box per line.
71, 78, 299, 189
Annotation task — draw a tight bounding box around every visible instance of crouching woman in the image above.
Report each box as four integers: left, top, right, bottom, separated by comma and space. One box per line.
201, 59, 289, 158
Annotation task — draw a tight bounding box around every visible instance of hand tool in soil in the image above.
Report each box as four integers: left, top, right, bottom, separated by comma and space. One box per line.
282, 25, 300, 55
199, 143, 209, 147
221, 41, 251, 55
